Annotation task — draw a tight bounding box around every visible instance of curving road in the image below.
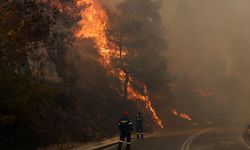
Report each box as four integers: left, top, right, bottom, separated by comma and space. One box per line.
102, 126, 250, 150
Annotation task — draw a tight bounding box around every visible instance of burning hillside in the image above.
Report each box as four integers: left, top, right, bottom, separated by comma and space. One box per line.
171, 109, 192, 121
0, 0, 175, 149
74, 0, 163, 128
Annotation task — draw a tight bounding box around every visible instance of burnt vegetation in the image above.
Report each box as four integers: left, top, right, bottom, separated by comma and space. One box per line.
0, 0, 169, 149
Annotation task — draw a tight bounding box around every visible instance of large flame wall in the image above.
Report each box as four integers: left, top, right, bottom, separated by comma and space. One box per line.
74, 0, 163, 128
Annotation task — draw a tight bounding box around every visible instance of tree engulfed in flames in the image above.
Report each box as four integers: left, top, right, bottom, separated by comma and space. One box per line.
75, 0, 163, 128
171, 109, 192, 121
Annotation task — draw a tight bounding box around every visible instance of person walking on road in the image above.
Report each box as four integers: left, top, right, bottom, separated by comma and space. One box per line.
118, 112, 133, 150
136, 112, 144, 140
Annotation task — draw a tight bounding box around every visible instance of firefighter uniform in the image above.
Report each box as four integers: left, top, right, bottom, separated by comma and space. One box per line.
118, 113, 133, 150
136, 112, 143, 139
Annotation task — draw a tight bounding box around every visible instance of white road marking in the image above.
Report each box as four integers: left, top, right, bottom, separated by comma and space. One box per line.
181, 128, 215, 150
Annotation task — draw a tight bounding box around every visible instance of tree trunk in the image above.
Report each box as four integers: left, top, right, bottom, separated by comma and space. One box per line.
119, 31, 123, 66
118, 30, 128, 100
124, 72, 129, 101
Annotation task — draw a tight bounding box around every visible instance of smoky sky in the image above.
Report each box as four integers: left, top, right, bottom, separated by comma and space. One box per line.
162, 0, 250, 124
105, 0, 250, 124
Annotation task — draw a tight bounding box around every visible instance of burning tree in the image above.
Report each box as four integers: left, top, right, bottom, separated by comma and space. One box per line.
108, 0, 169, 126
106, 9, 142, 100
73, 0, 170, 128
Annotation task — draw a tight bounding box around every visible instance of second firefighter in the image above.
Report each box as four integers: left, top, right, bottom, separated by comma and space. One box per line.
136, 112, 143, 139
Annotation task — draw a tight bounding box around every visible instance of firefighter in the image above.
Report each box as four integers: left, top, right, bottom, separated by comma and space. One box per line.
136, 112, 144, 139
118, 112, 133, 150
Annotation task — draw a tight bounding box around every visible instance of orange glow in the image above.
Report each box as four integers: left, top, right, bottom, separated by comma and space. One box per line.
127, 83, 163, 128
171, 109, 192, 121
171, 109, 178, 116
179, 113, 192, 121
74, 0, 163, 128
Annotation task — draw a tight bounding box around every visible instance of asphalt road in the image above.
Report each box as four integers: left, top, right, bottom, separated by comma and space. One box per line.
103, 126, 250, 150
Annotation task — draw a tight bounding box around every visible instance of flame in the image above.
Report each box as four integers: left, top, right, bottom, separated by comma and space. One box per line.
127, 83, 163, 128
171, 109, 192, 121
179, 113, 192, 121
74, 0, 163, 128
171, 109, 178, 116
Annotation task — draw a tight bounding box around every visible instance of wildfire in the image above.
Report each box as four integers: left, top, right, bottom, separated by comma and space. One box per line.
179, 113, 192, 121
171, 109, 192, 121
127, 83, 163, 128
74, 0, 163, 128
171, 109, 178, 116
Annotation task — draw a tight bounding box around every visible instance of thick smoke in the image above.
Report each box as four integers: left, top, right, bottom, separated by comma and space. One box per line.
162, 0, 250, 124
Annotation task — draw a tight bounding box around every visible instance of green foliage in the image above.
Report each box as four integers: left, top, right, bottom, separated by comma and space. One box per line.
107, 0, 169, 91
0, 0, 79, 76
0, 0, 78, 118
0, 1, 80, 148
0, 0, 53, 73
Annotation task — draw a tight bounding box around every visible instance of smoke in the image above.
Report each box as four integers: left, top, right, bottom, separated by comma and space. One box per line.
162, 0, 250, 124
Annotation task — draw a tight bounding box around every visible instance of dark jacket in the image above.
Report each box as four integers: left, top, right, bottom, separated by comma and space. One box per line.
118, 116, 133, 134
136, 115, 143, 129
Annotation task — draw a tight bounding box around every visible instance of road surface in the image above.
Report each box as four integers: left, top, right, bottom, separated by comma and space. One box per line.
102, 126, 250, 150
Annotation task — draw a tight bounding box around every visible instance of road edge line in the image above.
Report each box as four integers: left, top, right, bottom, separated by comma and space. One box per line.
181, 128, 215, 150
